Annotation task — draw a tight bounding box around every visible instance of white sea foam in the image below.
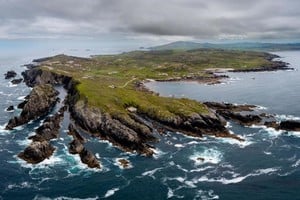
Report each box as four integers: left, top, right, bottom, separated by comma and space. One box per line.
104, 188, 119, 198
17, 95, 26, 100
190, 166, 214, 173
8, 82, 17, 87
167, 187, 175, 199
219, 137, 253, 148
196, 167, 279, 184
292, 159, 300, 168
187, 141, 199, 145
194, 189, 219, 200
255, 105, 268, 110
0, 123, 9, 134
276, 114, 300, 121
16, 137, 32, 147
174, 144, 185, 148
259, 127, 284, 138
33, 195, 99, 200
142, 167, 163, 179
263, 151, 272, 155
151, 148, 166, 159
190, 148, 223, 165
7, 181, 35, 190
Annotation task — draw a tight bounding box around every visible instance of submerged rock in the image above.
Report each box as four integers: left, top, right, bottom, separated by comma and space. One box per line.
6, 84, 59, 130
4, 70, 17, 79
18, 141, 55, 164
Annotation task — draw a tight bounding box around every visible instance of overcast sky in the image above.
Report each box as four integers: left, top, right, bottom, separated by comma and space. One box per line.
0, 0, 300, 42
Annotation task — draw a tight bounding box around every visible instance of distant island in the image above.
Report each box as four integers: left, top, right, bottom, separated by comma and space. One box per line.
149, 41, 300, 51
5, 48, 300, 168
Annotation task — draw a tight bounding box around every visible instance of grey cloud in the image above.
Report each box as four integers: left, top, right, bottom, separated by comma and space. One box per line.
0, 0, 300, 40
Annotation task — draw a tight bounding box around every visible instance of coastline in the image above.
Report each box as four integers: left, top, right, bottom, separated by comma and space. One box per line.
4, 51, 300, 168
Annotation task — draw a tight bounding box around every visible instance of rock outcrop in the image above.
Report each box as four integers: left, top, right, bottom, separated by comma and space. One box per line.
18, 141, 55, 164
4, 70, 17, 79
204, 102, 262, 126
6, 105, 14, 112
18, 107, 65, 164
67, 124, 100, 169
29, 110, 64, 142
6, 84, 59, 130
278, 120, 300, 131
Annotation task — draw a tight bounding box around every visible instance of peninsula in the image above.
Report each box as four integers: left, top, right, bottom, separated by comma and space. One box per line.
5, 49, 300, 168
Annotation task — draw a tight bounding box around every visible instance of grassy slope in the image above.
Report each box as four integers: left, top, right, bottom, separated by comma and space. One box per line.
38, 49, 274, 122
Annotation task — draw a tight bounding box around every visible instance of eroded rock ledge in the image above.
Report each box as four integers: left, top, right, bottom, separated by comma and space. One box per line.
5, 84, 59, 130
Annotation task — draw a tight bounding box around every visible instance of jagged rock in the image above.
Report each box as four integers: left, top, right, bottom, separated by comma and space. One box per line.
217, 110, 262, 126
204, 102, 256, 112
22, 68, 72, 87
117, 158, 131, 168
68, 124, 86, 143
79, 148, 100, 169
264, 121, 279, 129
5, 84, 59, 130
29, 113, 63, 141
278, 120, 300, 131
69, 139, 84, 154
70, 101, 155, 156
18, 141, 55, 164
4, 70, 17, 79
6, 105, 14, 112
67, 124, 100, 168
17, 100, 27, 109
11, 78, 23, 84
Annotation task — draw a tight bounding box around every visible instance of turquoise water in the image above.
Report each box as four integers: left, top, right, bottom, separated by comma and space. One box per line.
0, 42, 300, 200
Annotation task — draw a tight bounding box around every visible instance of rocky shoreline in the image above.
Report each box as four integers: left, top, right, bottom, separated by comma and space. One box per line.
4, 54, 300, 168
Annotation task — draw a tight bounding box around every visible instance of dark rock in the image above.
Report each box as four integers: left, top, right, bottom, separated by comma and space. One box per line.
79, 148, 100, 169
18, 141, 55, 164
22, 68, 72, 87
197, 157, 205, 162
264, 121, 279, 129
29, 113, 63, 141
117, 158, 131, 168
5, 84, 59, 130
217, 110, 262, 126
68, 124, 86, 143
6, 105, 14, 112
11, 78, 23, 84
69, 139, 84, 154
278, 120, 300, 131
4, 70, 17, 79
17, 100, 28, 109
204, 102, 256, 112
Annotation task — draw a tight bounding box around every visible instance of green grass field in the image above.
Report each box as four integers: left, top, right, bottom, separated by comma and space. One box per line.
38, 49, 274, 123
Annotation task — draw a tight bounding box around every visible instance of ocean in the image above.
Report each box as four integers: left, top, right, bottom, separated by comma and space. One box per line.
0, 41, 299, 200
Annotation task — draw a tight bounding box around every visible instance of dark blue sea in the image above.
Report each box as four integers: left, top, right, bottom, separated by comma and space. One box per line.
0, 41, 299, 200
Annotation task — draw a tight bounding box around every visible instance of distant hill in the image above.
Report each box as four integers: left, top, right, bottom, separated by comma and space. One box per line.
149, 41, 300, 51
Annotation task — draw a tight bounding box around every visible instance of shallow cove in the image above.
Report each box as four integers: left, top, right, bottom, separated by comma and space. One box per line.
145, 51, 300, 116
